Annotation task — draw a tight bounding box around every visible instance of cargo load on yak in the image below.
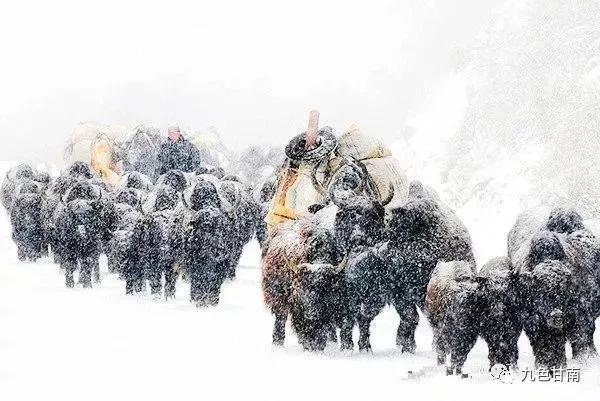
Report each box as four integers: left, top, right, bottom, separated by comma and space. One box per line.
189, 126, 233, 171
266, 111, 408, 229
64, 122, 163, 187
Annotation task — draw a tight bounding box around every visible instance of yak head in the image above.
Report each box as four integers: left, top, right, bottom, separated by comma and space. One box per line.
114, 188, 141, 209
66, 161, 94, 180
388, 182, 441, 241
158, 169, 188, 193
63, 181, 103, 237
122, 172, 152, 192
292, 262, 341, 322
546, 207, 585, 234
153, 185, 179, 211
322, 159, 392, 251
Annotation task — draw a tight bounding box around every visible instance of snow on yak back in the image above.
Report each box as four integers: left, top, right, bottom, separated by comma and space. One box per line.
425, 260, 478, 376
508, 206, 600, 368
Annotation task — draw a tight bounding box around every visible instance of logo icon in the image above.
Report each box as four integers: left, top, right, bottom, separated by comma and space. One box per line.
490, 364, 515, 384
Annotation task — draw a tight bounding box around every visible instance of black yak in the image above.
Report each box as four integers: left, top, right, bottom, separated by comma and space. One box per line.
425, 260, 479, 376
383, 181, 474, 353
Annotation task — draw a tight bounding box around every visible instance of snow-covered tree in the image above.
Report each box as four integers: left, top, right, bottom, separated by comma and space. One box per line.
444, 0, 600, 216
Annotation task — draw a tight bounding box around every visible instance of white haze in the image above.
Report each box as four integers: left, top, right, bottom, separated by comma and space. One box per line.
0, 0, 501, 164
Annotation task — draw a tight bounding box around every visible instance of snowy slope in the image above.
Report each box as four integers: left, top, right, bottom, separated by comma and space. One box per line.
1, 171, 600, 401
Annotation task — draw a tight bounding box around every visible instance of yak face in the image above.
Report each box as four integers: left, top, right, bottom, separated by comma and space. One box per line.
68, 199, 99, 239
66, 161, 93, 180
305, 228, 342, 265
15, 179, 42, 196
114, 188, 140, 208
547, 207, 585, 234
389, 197, 438, 239
49, 175, 78, 198
123, 172, 152, 192
519, 260, 573, 331
187, 180, 221, 211
6, 164, 34, 182
528, 231, 566, 268
154, 186, 179, 211
159, 169, 188, 193
334, 197, 385, 251
293, 263, 338, 321
12, 193, 43, 228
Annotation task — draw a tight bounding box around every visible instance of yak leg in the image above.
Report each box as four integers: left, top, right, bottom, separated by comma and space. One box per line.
190, 263, 209, 306
92, 257, 101, 283
340, 317, 354, 351
357, 316, 373, 352
432, 328, 447, 366
79, 257, 93, 288
394, 299, 419, 353
206, 262, 224, 306
63, 257, 77, 288
148, 263, 163, 297
570, 313, 598, 360
17, 243, 27, 261
449, 328, 477, 377
164, 263, 177, 300
272, 312, 287, 346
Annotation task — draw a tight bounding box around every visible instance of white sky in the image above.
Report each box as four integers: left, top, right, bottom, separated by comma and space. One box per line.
0, 0, 501, 163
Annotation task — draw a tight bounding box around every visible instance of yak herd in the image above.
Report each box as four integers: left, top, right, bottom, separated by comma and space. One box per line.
2, 162, 273, 306
3, 159, 600, 376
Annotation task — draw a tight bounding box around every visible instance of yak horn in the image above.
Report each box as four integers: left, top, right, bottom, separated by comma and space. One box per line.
381, 183, 395, 207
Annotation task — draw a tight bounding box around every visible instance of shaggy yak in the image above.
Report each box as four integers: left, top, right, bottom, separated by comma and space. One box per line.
9, 179, 46, 261
425, 260, 479, 376
262, 214, 345, 351
41, 175, 79, 263
219, 176, 258, 279
477, 257, 522, 370
134, 185, 183, 298
1, 164, 35, 211
105, 188, 144, 292
327, 161, 395, 352
181, 178, 236, 306
53, 180, 111, 288
508, 206, 600, 368
382, 181, 474, 353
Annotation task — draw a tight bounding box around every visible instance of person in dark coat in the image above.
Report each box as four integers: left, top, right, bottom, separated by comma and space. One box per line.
156, 125, 202, 176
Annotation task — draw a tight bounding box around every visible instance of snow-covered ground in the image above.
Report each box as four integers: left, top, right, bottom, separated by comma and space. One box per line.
1, 191, 600, 401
